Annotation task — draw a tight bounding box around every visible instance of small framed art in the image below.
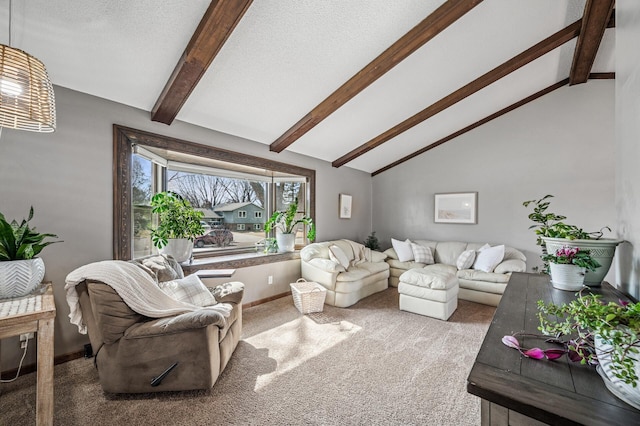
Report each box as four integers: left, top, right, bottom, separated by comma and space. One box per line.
339, 194, 352, 219
434, 192, 477, 224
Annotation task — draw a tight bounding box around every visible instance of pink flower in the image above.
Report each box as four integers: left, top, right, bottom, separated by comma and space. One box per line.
523, 348, 546, 359
502, 335, 520, 349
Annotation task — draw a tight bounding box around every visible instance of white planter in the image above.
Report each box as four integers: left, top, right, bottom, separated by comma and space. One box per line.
0, 258, 45, 299
549, 263, 586, 291
160, 238, 193, 263
542, 237, 622, 286
595, 333, 640, 410
276, 233, 295, 253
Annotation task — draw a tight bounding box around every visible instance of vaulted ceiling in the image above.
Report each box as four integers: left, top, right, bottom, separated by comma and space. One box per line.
1, 0, 614, 174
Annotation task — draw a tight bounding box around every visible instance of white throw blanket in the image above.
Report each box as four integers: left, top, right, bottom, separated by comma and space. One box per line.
343, 239, 372, 267
65, 260, 232, 334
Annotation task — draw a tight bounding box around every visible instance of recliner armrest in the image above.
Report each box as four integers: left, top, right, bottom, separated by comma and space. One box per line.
124, 309, 229, 339
210, 281, 245, 305
494, 259, 527, 274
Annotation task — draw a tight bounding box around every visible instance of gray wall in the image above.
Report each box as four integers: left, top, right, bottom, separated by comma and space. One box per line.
0, 86, 372, 369
372, 80, 616, 276
615, 2, 640, 299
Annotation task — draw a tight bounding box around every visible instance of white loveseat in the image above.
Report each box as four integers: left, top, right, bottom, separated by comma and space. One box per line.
300, 239, 390, 308
385, 240, 526, 307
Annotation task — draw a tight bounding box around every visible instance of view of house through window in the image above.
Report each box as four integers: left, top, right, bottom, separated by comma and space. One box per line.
131, 146, 310, 259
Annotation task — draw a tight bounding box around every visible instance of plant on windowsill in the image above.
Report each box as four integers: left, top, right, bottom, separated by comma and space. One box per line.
523, 194, 620, 285
150, 191, 204, 263
264, 201, 315, 253
502, 291, 640, 408
0, 207, 60, 298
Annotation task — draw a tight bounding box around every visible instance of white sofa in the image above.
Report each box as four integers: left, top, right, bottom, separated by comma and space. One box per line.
385, 240, 526, 307
300, 239, 389, 308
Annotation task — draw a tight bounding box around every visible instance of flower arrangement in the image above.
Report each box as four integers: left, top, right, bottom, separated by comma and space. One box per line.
541, 246, 601, 271
502, 291, 640, 386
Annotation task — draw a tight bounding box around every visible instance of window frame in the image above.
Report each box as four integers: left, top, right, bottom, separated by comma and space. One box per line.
237, 210, 247, 218
113, 125, 316, 260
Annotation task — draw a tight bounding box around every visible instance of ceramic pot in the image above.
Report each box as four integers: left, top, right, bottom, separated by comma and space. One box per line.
160, 238, 193, 263
276, 233, 295, 253
549, 263, 586, 291
595, 333, 640, 410
0, 258, 45, 299
542, 237, 622, 286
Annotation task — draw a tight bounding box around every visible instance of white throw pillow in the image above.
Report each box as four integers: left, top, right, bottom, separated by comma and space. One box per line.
329, 245, 350, 270
392, 238, 414, 262
411, 242, 434, 264
472, 245, 505, 273
456, 249, 476, 270
158, 274, 216, 307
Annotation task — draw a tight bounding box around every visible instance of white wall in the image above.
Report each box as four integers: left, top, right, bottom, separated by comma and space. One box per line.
372, 81, 616, 275
0, 86, 372, 370
615, 2, 640, 299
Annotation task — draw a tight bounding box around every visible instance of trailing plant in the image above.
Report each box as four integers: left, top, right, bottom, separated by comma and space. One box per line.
0, 207, 60, 261
264, 201, 315, 242
541, 246, 601, 271
150, 191, 204, 249
503, 292, 640, 386
363, 231, 380, 251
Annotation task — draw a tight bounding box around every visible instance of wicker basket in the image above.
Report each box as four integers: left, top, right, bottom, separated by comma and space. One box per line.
290, 278, 326, 314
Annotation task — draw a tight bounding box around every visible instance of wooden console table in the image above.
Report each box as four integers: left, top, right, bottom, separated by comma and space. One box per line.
467, 272, 640, 425
0, 283, 56, 426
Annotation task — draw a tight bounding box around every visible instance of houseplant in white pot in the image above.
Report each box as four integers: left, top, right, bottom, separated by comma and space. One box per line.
0, 207, 60, 298
524, 194, 622, 285
264, 201, 315, 253
541, 246, 601, 291
150, 191, 204, 262
538, 293, 640, 409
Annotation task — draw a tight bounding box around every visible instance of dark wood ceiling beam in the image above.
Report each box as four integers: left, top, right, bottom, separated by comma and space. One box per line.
151, 0, 253, 125
569, 0, 615, 85
268, 0, 484, 153
372, 79, 570, 176
332, 19, 582, 168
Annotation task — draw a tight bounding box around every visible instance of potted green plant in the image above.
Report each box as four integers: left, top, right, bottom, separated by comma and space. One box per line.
523, 194, 621, 285
539, 293, 640, 408
363, 231, 380, 251
264, 201, 315, 253
150, 192, 204, 262
503, 292, 640, 409
0, 207, 60, 298
541, 246, 601, 291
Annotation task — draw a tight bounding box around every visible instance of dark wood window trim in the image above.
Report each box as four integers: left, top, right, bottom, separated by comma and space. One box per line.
113, 124, 316, 261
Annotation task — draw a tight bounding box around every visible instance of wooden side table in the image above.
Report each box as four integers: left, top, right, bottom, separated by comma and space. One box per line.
0, 283, 56, 426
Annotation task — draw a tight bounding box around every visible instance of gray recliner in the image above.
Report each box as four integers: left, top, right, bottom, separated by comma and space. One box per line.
75, 257, 243, 393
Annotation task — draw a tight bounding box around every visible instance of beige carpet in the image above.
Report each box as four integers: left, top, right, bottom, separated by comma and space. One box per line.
1, 288, 495, 425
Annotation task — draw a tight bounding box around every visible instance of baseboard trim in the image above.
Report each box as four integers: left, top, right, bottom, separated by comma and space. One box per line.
242, 291, 291, 309
1, 349, 84, 379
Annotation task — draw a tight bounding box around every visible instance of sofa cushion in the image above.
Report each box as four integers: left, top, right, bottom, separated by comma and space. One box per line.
411, 242, 434, 264
457, 269, 511, 284
458, 278, 507, 295
306, 257, 346, 273
392, 238, 414, 262
136, 255, 184, 282
473, 245, 505, 272
456, 249, 476, 270
329, 244, 350, 269
357, 261, 391, 275
158, 274, 216, 307
423, 263, 458, 275
398, 282, 458, 302
399, 269, 457, 290
386, 259, 426, 270
494, 258, 526, 274
433, 241, 468, 266
336, 267, 372, 282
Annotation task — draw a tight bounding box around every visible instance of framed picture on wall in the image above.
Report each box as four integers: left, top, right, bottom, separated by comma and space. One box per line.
434, 192, 477, 224
339, 194, 352, 219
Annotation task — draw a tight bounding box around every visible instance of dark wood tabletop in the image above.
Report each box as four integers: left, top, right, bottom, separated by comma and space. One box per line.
467, 272, 640, 426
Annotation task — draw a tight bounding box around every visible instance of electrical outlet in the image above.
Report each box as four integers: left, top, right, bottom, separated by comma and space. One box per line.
20, 332, 34, 342
268, 275, 273, 285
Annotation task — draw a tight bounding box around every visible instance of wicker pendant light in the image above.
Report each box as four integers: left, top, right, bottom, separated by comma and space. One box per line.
0, 2, 56, 133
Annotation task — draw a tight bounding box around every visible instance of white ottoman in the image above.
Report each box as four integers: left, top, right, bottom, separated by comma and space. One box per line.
398, 269, 459, 320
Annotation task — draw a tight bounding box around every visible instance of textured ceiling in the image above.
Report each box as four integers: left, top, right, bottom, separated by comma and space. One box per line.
0, 0, 614, 173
